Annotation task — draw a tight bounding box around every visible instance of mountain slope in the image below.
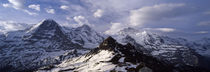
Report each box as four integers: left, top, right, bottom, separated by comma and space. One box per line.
191, 38, 210, 56
64, 24, 104, 48
37, 36, 207, 72
114, 27, 199, 67
23, 19, 82, 51
0, 19, 87, 72
37, 36, 174, 72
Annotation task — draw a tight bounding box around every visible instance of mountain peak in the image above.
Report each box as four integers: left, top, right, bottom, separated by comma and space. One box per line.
27, 19, 60, 33
121, 27, 138, 32
75, 24, 92, 31
43, 19, 56, 22
104, 36, 116, 43
39, 19, 59, 28
99, 36, 116, 50
81, 24, 90, 28
24, 19, 66, 40
118, 27, 140, 35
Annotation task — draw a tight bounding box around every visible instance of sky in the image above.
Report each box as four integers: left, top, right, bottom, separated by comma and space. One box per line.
0, 0, 210, 40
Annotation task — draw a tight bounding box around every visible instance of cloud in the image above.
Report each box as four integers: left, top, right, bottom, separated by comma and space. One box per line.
74, 16, 86, 25
60, 5, 69, 10
45, 8, 55, 14
8, 0, 25, 9
28, 4, 40, 11
2, 3, 10, 8
198, 21, 210, 26
2, 0, 38, 16
66, 17, 71, 21
23, 9, 38, 16
195, 31, 208, 34
73, 15, 94, 27
204, 11, 210, 15
129, 3, 185, 27
1, 0, 210, 40
93, 9, 104, 18
156, 28, 175, 32
105, 22, 126, 35
154, 28, 175, 32
0, 20, 28, 33
144, 28, 176, 32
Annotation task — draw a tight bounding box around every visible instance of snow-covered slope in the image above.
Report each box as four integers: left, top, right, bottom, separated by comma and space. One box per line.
190, 38, 210, 57
64, 24, 104, 48
37, 37, 173, 72
0, 33, 5, 47
113, 27, 199, 67
37, 37, 207, 72
0, 19, 90, 72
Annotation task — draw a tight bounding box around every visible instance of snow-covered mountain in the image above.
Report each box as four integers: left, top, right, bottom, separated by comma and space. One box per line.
0, 19, 104, 72
1, 19, 210, 72
112, 27, 202, 67
0, 33, 5, 47
64, 24, 104, 48
189, 38, 210, 57
37, 36, 207, 72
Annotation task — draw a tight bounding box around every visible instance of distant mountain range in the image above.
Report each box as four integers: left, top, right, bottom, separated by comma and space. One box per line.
0, 19, 209, 72
0, 19, 103, 72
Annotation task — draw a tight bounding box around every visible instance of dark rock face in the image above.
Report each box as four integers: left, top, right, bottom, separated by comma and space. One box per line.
99, 36, 117, 50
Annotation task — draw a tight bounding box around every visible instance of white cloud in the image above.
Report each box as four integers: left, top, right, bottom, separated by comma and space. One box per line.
23, 10, 38, 16
204, 11, 210, 15
2, 3, 11, 8
74, 16, 88, 25
2, 0, 38, 16
0, 20, 28, 33
73, 15, 94, 27
155, 28, 175, 32
45, 8, 55, 14
60, 5, 69, 10
195, 31, 208, 34
8, 0, 25, 9
129, 3, 185, 27
93, 9, 104, 18
66, 17, 71, 21
144, 28, 176, 32
105, 22, 126, 35
198, 21, 210, 26
28, 4, 40, 11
